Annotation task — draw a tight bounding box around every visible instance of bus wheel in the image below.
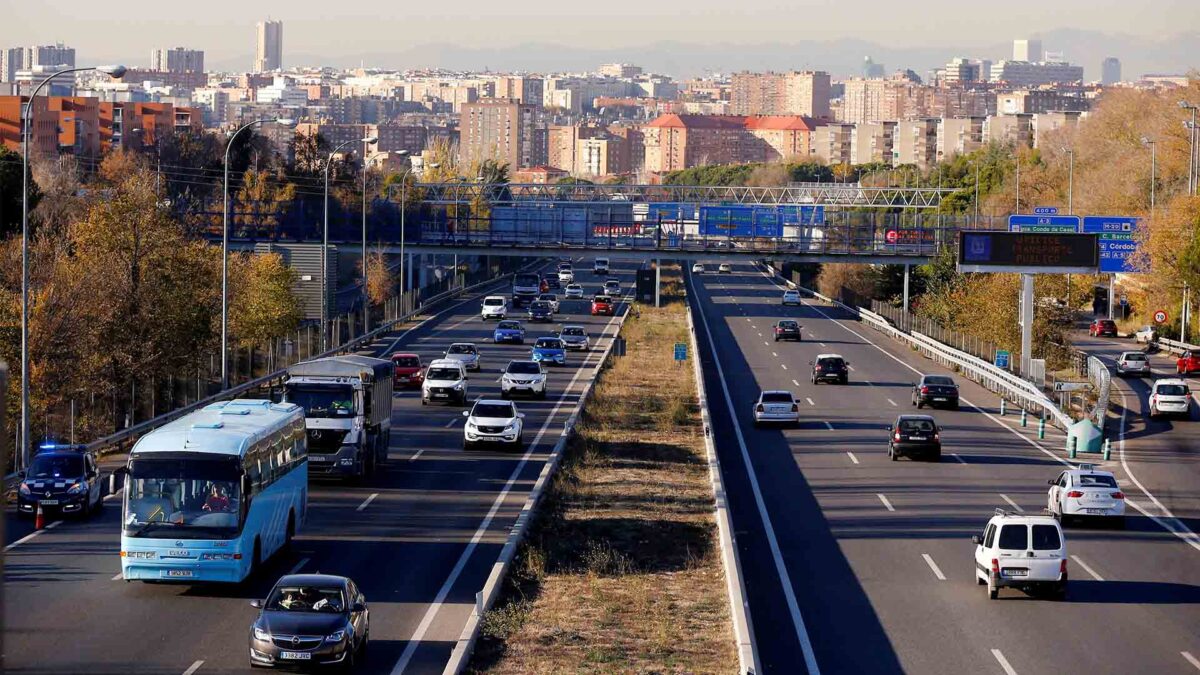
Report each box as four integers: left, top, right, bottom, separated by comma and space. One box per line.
249, 539, 262, 580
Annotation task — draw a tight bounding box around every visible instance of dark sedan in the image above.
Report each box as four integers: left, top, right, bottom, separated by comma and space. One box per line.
773, 320, 803, 342
912, 374, 960, 409
888, 415, 942, 461
810, 354, 849, 384
249, 574, 369, 669
527, 301, 554, 322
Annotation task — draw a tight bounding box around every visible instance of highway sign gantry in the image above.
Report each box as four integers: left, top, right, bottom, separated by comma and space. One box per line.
1082, 216, 1140, 274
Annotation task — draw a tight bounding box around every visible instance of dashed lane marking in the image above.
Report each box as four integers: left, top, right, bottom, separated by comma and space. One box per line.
991, 649, 1018, 675
922, 553, 946, 580
999, 494, 1024, 512
3, 520, 63, 552
1070, 555, 1104, 581
288, 557, 310, 575
847, 452, 860, 464
1181, 652, 1200, 671
877, 494, 895, 512
182, 661, 204, 675
887, 399, 898, 406
806, 398, 815, 406
824, 421, 835, 431
356, 493, 379, 512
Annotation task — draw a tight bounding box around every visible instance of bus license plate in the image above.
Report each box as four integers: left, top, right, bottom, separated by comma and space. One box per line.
166, 569, 193, 577
279, 651, 311, 660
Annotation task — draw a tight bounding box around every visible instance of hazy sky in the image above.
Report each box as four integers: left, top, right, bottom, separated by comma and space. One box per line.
3, 0, 1197, 66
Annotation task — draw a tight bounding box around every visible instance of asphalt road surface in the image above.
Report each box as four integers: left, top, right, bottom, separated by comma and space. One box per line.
688, 262, 1200, 675
3, 257, 631, 674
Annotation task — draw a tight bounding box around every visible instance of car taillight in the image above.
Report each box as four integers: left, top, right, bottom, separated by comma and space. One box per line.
920, 386, 930, 394
991, 558, 1000, 574
1060, 559, 1068, 575
893, 432, 901, 441
933, 433, 940, 441
1066, 490, 1084, 498
1112, 491, 1125, 499
791, 404, 799, 412
756, 404, 764, 412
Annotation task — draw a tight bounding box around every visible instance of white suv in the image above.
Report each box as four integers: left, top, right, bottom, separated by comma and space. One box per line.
501, 360, 547, 399
557, 268, 574, 284
463, 399, 525, 450
1149, 378, 1191, 419
972, 510, 1068, 600
1046, 464, 1126, 527
782, 290, 802, 306
593, 258, 610, 274
422, 359, 469, 406
481, 296, 507, 321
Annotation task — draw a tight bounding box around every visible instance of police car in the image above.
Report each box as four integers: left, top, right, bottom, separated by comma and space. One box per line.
1046, 464, 1126, 527
17, 443, 105, 518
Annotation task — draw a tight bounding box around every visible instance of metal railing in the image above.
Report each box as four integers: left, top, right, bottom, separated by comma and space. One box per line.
1155, 336, 1198, 356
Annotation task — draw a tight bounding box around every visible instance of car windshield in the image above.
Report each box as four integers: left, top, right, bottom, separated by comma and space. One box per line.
1078, 474, 1118, 487
536, 338, 563, 349
484, 298, 504, 306
594, 296, 611, 303
784, 291, 798, 296
778, 321, 798, 329
540, 294, 557, 301
427, 367, 461, 380
448, 344, 476, 355
530, 302, 550, 311
123, 458, 242, 537
817, 358, 844, 368
393, 356, 419, 368
899, 419, 936, 433
1157, 384, 1189, 396
497, 321, 521, 330
761, 392, 793, 403
284, 383, 355, 418
561, 327, 585, 336
27, 454, 83, 479
923, 376, 955, 385
1099, 321, 1115, 327
473, 403, 515, 418
1031, 524, 1061, 550
997, 524, 1028, 550
507, 362, 541, 375
266, 585, 345, 613
568, 285, 581, 290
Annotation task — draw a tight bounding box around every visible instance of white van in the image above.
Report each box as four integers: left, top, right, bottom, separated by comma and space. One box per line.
593, 258, 610, 274
481, 296, 507, 321
973, 510, 1068, 600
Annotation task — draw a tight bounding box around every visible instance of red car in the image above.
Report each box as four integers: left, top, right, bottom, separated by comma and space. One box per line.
1177, 350, 1200, 376
1089, 319, 1117, 337
391, 353, 424, 388
591, 295, 614, 316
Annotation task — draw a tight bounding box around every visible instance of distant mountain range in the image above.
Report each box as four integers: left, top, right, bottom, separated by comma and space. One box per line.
182, 28, 1198, 81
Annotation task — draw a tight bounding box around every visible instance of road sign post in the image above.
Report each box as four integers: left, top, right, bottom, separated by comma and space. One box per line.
673, 342, 687, 365
994, 350, 1011, 370
1154, 310, 1168, 325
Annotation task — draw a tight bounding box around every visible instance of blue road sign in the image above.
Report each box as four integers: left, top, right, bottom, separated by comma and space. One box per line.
1083, 216, 1140, 274
995, 350, 1011, 369
674, 342, 688, 361
1008, 214, 1081, 233
1033, 206, 1060, 215
699, 206, 785, 238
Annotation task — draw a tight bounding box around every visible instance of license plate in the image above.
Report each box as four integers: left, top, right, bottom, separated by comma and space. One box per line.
434, 393, 448, 398
40, 499, 59, 505
934, 397, 947, 402
1004, 569, 1028, 577
398, 376, 410, 382
165, 569, 193, 577
909, 436, 926, 441
1086, 508, 1107, 514
279, 651, 311, 660
310, 455, 329, 462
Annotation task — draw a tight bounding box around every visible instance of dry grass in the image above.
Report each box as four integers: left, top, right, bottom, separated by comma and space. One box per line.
469, 264, 737, 674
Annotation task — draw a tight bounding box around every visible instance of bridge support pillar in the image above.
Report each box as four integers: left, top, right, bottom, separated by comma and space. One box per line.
902, 264, 911, 314
655, 259, 661, 308
1020, 273, 1034, 377
406, 252, 414, 294
1107, 274, 1115, 320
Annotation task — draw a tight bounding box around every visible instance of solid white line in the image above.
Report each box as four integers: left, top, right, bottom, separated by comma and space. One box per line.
793, 379, 801, 387
781, 364, 788, 371
806, 397, 815, 406
1182, 652, 1200, 671
3, 520, 63, 552
887, 398, 897, 407
877, 494, 895, 512
951, 453, 967, 464
182, 661, 204, 675
111, 572, 123, 581
1070, 554, 1104, 581
847, 452, 860, 465
288, 557, 311, 575
688, 269, 821, 675
444, 417, 460, 428
389, 309, 623, 675
991, 649, 1018, 675
921, 553, 946, 580
824, 421, 835, 431
356, 493, 379, 512
999, 494, 1024, 513
758, 333, 763, 338
408, 449, 425, 461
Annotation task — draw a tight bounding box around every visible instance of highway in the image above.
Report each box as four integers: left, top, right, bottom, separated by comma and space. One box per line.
688, 263, 1200, 675
3, 259, 630, 674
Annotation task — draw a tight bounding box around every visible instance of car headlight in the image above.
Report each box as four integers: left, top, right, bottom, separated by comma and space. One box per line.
454, 382, 465, 390
253, 626, 271, 641
68, 481, 87, 495
326, 629, 347, 643
504, 423, 517, 432
466, 421, 477, 430
19, 482, 31, 496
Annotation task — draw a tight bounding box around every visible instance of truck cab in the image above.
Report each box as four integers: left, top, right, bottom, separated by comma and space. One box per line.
283, 355, 394, 482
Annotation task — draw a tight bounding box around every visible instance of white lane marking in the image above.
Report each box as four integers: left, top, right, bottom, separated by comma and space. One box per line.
390, 309, 623, 675
792, 379, 801, 387
951, 453, 967, 464
1070, 555, 1104, 581
991, 649, 1018, 675
288, 557, 311, 575
999, 494, 1024, 513
111, 572, 123, 581
823, 421, 834, 431
763, 341, 769, 346
758, 333, 763, 338
849, 365, 856, 372
806, 398, 815, 406
408, 449, 425, 462
1182, 652, 1200, 671
772, 351, 778, 358
381, 271, 533, 357
781, 364, 788, 371
688, 269, 822, 675
877, 493, 895, 512
847, 452, 860, 465
3, 520, 63, 552
887, 398, 897, 407
921, 553, 946, 580
444, 417, 460, 428
819, 342, 826, 347
182, 661, 204, 675
356, 493, 379, 512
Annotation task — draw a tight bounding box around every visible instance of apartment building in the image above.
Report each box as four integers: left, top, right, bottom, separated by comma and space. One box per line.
893, 118, 939, 168
295, 122, 427, 155
812, 123, 855, 165
493, 76, 544, 106
1, 95, 200, 154
849, 121, 897, 165
459, 98, 547, 168
731, 71, 831, 118
642, 113, 822, 173
989, 61, 1084, 86
598, 64, 643, 78
745, 115, 821, 160
937, 116, 986, 159
984, 113, 1034, 147
547, 123, 603, 172
151, 48, 205, 73
996, 89, 1088, 115
576, 134, 627, 177
1033, 111, 1084, 148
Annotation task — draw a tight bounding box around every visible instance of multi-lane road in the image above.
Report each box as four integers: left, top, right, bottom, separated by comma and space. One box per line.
3, 259, 630, 674
688, 263, 1200, 675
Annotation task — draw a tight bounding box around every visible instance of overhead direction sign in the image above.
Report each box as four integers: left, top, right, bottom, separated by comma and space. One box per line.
1082, 216, 1140, 274
958, 231, 1099, 273
1008, 214, 1081, 233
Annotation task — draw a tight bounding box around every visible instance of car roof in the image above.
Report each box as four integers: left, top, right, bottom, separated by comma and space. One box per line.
449, 342, 477, 347
896, 414, 936, 422
759, 390, 794, 397
815, 353, 844, 359
1065, 467, 1116, 478
988, 513, 1059, 525
474, 398, 515, 407
1155, 378, 1188, 386
484, 295, 505, 300
427, 359, 464, 369
391, 352, 419, 358
561, 324, 585, 330
275, 573, 348, 588
1118, 351, 1145, 357
783, 289, 800, 293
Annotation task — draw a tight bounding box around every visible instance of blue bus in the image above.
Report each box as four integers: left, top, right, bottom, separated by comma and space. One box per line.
118, 399, 307, 583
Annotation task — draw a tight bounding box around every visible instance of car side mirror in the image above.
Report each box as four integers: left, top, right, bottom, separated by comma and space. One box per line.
352, 602, 366, 613
971, 535, 983, 545
1047, 479, 1056, 485
518, 412, 526, 419
250, 599, 263, 608
462, 410, 470, 417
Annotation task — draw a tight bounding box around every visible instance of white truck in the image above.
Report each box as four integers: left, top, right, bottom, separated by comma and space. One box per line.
283, 355, 393, 482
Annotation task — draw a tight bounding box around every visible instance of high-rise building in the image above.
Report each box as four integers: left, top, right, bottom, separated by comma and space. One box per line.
1101, 57, 1122, 85
730, 71, 831, 118
459, 98, 547, 168
1013, 39, 1043, 62
941, 57, 991, 86
598, 63, 643, 78
1, 48, 23, 83
255, 20, 283, 73
862, 57, 885, 79
2, 44, 75, 82
989, 61, 1084, 86
151, 47, 205, 73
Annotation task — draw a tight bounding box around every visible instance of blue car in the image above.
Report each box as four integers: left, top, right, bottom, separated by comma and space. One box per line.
527, 301, 554, 323
531, 337, 567, 365
493, 320, 526, 344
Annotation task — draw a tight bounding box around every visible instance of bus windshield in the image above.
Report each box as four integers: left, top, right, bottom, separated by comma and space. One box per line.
284, 383, 355, 418
514, 273, 540, 290
123, 457, 243, 539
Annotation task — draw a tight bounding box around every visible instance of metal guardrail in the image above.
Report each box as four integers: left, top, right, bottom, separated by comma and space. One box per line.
443, 304, 632, 675
1155, 336, 1198, 356
1087, 355, 1111, 429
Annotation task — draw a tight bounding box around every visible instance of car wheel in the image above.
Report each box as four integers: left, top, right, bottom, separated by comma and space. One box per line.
889, 446, 897, 461
538, 389, 547, 400
932, 451, 942, 462
774, 337, 779, 342
1054, 583, 1068, 602
915, 399, 923, 409
988, 575, 999, 600
421, 398, 427, 406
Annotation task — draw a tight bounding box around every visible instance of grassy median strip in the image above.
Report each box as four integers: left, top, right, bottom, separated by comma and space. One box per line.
469, 264, 737, 674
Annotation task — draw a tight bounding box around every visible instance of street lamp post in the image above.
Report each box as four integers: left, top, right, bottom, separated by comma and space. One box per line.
1182, 101, 1199, 195
20, 64, 125, 469
221, 117, 295, 389
360, 132, 378, 333
1066, 148, 1074, 215
1142, 137, 1156, 219
322, 134, 375, 352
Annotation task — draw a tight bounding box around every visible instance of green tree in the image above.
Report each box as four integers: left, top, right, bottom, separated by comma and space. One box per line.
0, 146, 42, 238
229, 251, 302, 347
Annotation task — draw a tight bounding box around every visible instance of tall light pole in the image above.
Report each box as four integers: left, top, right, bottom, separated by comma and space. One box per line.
1066, 147, 1074, 215
20, 64, 125, 470
360, 132, 378, 333
222, 116, 295, 389
322, 134, 374, 352
974, 160, 980, 228
1142, 137, 1156, 219
1182, 101, 1199, 195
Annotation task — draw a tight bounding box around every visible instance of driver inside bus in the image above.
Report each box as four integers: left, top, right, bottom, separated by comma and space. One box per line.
202, 484, 231, 512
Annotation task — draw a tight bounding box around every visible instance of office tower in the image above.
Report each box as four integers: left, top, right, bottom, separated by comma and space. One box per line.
1101, 57, 1122, 85
151, 47, 205, 73
1013, 39, 1043, 62
255, 20, 283, 73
